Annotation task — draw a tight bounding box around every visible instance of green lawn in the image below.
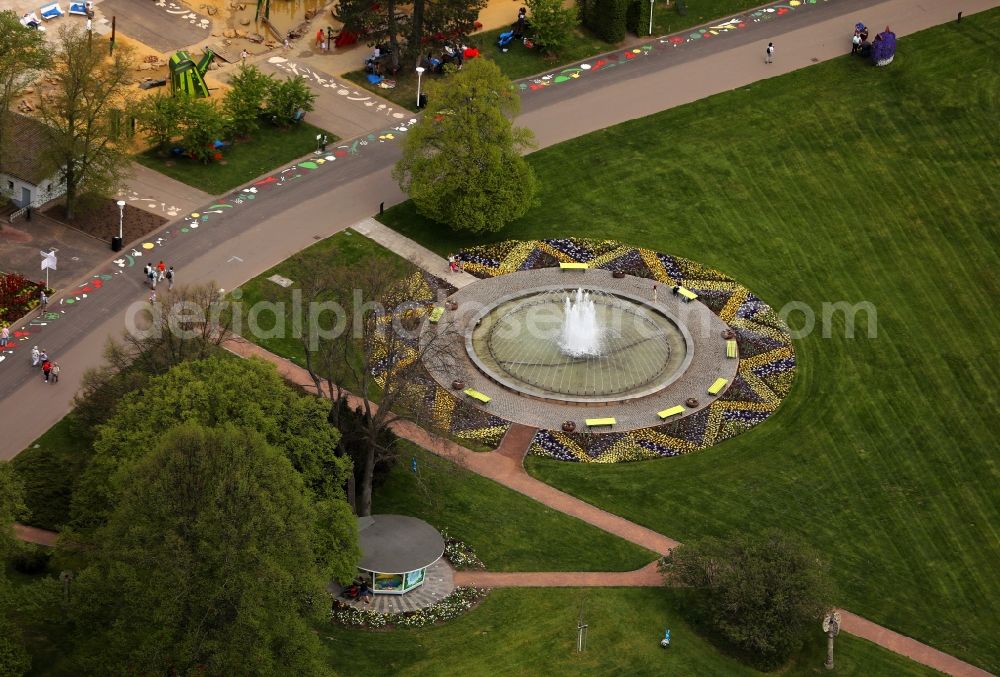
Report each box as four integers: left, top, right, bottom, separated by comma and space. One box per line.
134, 122, 336, 196
344, 0, 772, 111
11, 415, 91, 531
318, 588, 940, 676
234, 228, 415, 372
378, 12, 1000, 672
375, 444, 655, 571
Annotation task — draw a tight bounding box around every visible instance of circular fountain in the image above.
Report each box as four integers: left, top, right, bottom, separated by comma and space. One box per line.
468, 288, 690, 403
422, 266, 741, 433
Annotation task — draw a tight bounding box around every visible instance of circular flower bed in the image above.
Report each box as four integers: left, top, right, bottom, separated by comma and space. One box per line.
330, 534, 488, 629
456, 239, 797, 463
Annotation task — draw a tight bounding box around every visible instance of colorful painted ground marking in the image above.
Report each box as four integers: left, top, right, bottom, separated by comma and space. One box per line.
267, 57, 408, 120
518, 0, 828, 95
1, 119, 413, 371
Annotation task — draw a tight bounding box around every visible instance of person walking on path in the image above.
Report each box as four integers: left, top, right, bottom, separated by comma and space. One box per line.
41, 359, 51, 383
149, 266, 157, 289
50, 362, 60, 384
157, 260, 166, 282
315, 28, 324, 48
0, 325, 9, 350
144, 263, 152, 287
39, 349, 47, 365
166, 266, 175, 290
39, 290, 48, 313
31, 346, 40, 367
240, 48, 249, 64
766, 42, 775, 64
447, 254, 457, 273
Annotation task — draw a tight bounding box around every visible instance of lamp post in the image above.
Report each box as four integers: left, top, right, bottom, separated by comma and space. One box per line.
116, 200, 125, 240
415, 66, 425, 109
648, 0, 655, 36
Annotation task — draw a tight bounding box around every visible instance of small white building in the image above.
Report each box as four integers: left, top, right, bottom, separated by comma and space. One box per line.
0, 113, 63, 209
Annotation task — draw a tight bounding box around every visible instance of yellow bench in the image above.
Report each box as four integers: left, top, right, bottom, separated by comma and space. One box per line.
657, 405, 685, 419
675, 286, 698, 302
559, 262, 589, 270
726, 339, 737, 358
585, 417, 616, 427
707, 378, 728, 396
429, 306, 445, 323
463, 388, 491, 403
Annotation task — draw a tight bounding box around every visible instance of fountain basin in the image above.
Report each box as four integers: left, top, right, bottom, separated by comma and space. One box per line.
467, 286, 692, 404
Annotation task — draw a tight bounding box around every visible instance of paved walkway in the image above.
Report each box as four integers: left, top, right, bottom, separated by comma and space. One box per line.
455, 561, 663, 588
119, 162, 214, 220
14, 523, 58, 547
352, 218, 479, 288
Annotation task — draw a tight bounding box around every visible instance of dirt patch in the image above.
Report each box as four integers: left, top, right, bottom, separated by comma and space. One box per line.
44, 199, 167, 245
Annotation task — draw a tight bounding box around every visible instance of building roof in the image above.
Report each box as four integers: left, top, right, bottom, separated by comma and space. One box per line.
0, 113, 54, 186
357, 515, 445, 574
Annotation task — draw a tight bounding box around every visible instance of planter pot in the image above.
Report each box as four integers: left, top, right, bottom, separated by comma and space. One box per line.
452, 380, 465, 390
446, 301, 458, 311
685, 398, 699, 408
612, 270, 626, 279
562, 421, 576, 432
721, 329, 736, 340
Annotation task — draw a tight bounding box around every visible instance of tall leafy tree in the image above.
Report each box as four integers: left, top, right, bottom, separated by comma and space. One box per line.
393, 58, 538, 233
0, 11, 51, 166
660, 530, 834, 668
38, 25, 133, 219
223, 65, 273, 138
67, 423, 354, 675
71, 357, 352, 530
179, 97, 226, 163
266, 75, 317, 127
135, 91, 190, 153
526, 0, 578, 56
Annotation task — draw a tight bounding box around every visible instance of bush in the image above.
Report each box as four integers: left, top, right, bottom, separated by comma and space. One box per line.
527, 0, 579, 56
180, 98, 226, 164
11, 545, 52, 574
587, 0, 627, 42
626, 0, 653, 36
660, 530, 834, 669
224, 65, 273, 139
267, 76, 317, 127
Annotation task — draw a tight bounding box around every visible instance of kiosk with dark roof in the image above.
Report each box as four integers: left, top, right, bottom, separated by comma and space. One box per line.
357, 515, 445, 595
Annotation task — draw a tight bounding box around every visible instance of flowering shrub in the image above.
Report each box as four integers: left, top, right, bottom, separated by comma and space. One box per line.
0, 273, 51, 324
330, 586, 489, 629
440, 530, 486, 569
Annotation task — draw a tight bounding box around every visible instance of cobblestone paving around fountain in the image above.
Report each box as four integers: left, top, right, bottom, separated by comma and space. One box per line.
425, 267, 738, 433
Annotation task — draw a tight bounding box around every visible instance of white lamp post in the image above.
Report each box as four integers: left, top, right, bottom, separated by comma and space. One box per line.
648, 0, 654, 36
116, 199, 125, 240
415, 66, 425, 109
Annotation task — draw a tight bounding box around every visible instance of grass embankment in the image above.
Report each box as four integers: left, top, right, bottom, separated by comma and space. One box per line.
317, 588, 939, 676
234, 228, 415, 373
11, 415, 89, 531
378, 13, 1000, 670
344, 0, 766, 110
134, 122, 336, 195
377, 444, 654, 571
